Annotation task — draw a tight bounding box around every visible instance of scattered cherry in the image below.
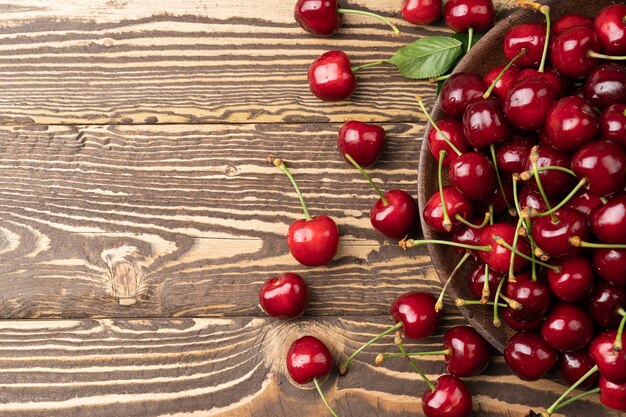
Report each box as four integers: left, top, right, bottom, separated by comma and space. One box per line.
443, 326, 491, 377
504, 331, 558, 381
259, 273, 308, 319
337, 121, 386, 168
422, 374, 473, 417
402, 0, 442, 25
308, 50, 356, 101
443, 0, 495, 35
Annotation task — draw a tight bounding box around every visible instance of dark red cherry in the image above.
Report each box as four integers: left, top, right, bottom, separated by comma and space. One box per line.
600, 376, 626, 411
467, 263, 500, 301
423, 186, 474, 233
294, 0, 342, 37
547, 256, 595, 303
556, 350, 599, 389
553, 14, 594, 36
402, 0, 442, 25
523, 145, 573, 198
452, 218, 483, 260
337, 121, 386, 168
543, 96, 598, 152
532, 208, 590, 258
479, 223, 531, 274
503, 23, 546, 68
427, 118, 470, 167
585, 282, 626, 328
370, 190, 419, 239
495, 134, 536, 174
463, 97, 512, 148
449, 151, 495, 200
594, 4, 626, 55
594, 248, 626, 287
565, 189, 604, 218
440, 72, 487, 118
308, 50, 356, 101
517, 68, 564, 98
583, 63, 626, 109
600, 104, 626, 146
443, 326, 490, 377
474, 177, 514, 215
391, 291, 442, 339
590, 193, 626, 244
550, 26, 601, 78
503, 308, 542, 331
590, 329, 626, 384
443, 0, 494, 33
259, 273, 308, 319
286, 335, 333, 384
541, 303, 594, 352
506, 273, 552, 322
581, 144, 626, 192
422, 375, 473, 417
288, 215, 339, 266
483, 64, 521, 100
519, 185, 550, 213
504, 331, 558, 381
504, 77, 555, 131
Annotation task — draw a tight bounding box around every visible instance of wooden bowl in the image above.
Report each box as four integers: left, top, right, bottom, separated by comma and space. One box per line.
418, 0, 613, 352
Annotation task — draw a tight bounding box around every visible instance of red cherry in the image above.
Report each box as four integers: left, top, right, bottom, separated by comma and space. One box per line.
565, 189, 604, 218
547, 256, 595, 303
423, 186, 474, 233
390, 291, 442, 339
502, 308, 542, 331
478, 223, 531, 273
504, 331, 558, 381
517, 68, 564, 98
594, 4, 626, 55
523, 145, 573, 198
402, 0, 442, 25
495, 134, 536, 174
506, 273, 552, 322
467, 263, 500, 301
443, 0, 494, 33
422, 375, 473, 417
288, 215, 339, 266
543, 96, 598, 152
483, 64, 521, 100
600, 103, 626, 145
449, 151, 495, 200
541, 303, 594, 352
504, 77, 555, 131
556, 350, 599, 389
440, 72, 487, 118
583, 63, 626, 109
600, 376, 626, 411
590, 193, 626, 244
553, 14, 594, 36
463, 97, 512, 148
474, 177, 514, 215
593, 248, 626, 287
259, 273, 308, 319
294, 0, 341, 36
370, 189, 419, 239
531, 208, 590, 258
590, 330, 626, 384
308, 50, 356, 101
427, 118, 470, 167
451, 218, 484, 260
503, 23, 546, 68
519, 185, 550, 213
550, 26, 601, 78
443, 326, 490, 377
286, 335, 333, 384
585, 282, 626, 329
337, 121, 386, 168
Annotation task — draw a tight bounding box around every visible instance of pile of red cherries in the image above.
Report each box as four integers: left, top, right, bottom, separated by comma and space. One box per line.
260, 1, 626, 417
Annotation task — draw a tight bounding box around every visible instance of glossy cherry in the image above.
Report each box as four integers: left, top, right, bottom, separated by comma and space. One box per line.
463, 97, 512, 148
440, 72, 487, 118
547, 256, 594, 303
422, 375, 473, 417
478, 223, 531, 273
483, 64, 521, 100
543, 96, 598, 152
495, 134, 536, 174
600, 376, 626, 411
287, 335, 333, 384
565, 189, 604, 218
443, 326, 490, 377
531, 208, 590, 258
308, 50, 356, 101
370, 189, 419, 239
583, 63, 626, 109
553, 13, 593, 36
600, 103, 626, 145
573, 141, 626, 198
517, 68, 564, 98
506, 273, 552, 322
590, 193, 626, 244
337, 121, 386, 168
475, 177, 514, 215
504, 331, 558, 381
467, 263, 500, 301
427, 118, 469, 167
590, 329, 626, 384
594, 4, 626, 55
541, 303, 594, 352
423, 186, 474, 233
391, 291, 442, 339
550, 26, 601, 78
585, 282, 626, 329
556, 350, 599, 389
519, 185, 550, 213
402, 0, 442, 25
449, 151, 495, 200
504, 77, 555, 131
594, 248, 626, 287
503, 23, 546, 68
259, 273, 308, 319
523, 145, 572, 198
443, 0, 495, 34
451, 218, 483, 260
503, 308, 542, 331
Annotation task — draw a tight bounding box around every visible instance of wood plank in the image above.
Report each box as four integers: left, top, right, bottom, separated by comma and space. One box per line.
0, 0, 514, 125
0, 123, 447, 318
0, 317, 616, 417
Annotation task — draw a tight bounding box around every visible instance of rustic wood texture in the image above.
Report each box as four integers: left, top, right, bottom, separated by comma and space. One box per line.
0, 0, 616, 416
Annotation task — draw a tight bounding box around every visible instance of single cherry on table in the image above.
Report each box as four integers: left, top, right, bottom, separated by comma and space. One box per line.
337, 121, 386, 168
308, 50, 357, 101
402, 0, 442, 25
259, 272, 308, 319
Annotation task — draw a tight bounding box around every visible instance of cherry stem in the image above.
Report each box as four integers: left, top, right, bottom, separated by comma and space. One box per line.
313, 378, 340, 417
493, 235, 560, 271
351, 60, 389, 73
395, 335, 436, 391
456, 298, 508, 308
493, 277, 506, 327
269, 157, 312, 221
380, 349, 451, 361
513, 174, 538, 281
538, 6, 551, 72
438, 150, 453, 232
455, 211, 491, 229
429, 74, 451, 83
508, 216, 526, 281
544, 364, 599, 415
467, 27, 474, 53
339, 322, 403, 375
489, 143, 514, 213
344, 154, 388, 205
481, 263, 491, 304
337, 8, 401, 36
400, 238, 491, 252
416, 95, 463, 156
587, 50, 626, 61
483, 48, 528, 99
552, 387, 600, 412
436, 251, 471, 311
532, 162, 553, 212
525, 165, 577, 177
532, 178, 588, 218
568, 237, 626, 250
614, 308, 626, 352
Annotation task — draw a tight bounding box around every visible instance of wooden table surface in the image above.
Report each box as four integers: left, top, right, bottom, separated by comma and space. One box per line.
0, 1, 618, 416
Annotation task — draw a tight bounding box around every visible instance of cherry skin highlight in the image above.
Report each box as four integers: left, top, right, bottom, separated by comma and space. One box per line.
308, 50, 356, 101
506, 273, 552, 322
565, 189, 604, 218
590, 329, 626, 384
553, 13, 593, 36
286, 335, 333, 384
370, 189, 419, 239
583, 63, 626, 109
556, 350, 599, 389
422, 375, 473, 417
590, 193, 626, 244
541, 303, 594, 352
483, 64, 521, 100
423, 186, 474, 233
594, 4, 626, 55
478, 223, 531, 273
523, 145, 572, 198
443, 0, 494, 33
287, 215, 339, 266
503, 23, 546, 68
585, 282, 626, 329
443, 326, 490, 377
390, 291, 442, 340
504, 331, 558, 381
531, 208, 590, 258
294, 0, 342, 37
337, 121, 386, 168
440, 72, 487, 118
402, 0, 442, 25
600, 103, 626, 145
600, 376, 626, 411
543, 96, 598, 152
504, 77, 555, 131
550, 26, 601, 78
495, 134, 536, 174
572, 140, 626, 198
448, 151, 495, 200
259, 273, 308, 319
463, 97, 512, 148
547, 256, 595, 303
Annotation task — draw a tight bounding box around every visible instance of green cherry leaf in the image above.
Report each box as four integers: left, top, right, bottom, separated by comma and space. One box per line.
388, 36, 462, 80
450, 31, 483, 52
